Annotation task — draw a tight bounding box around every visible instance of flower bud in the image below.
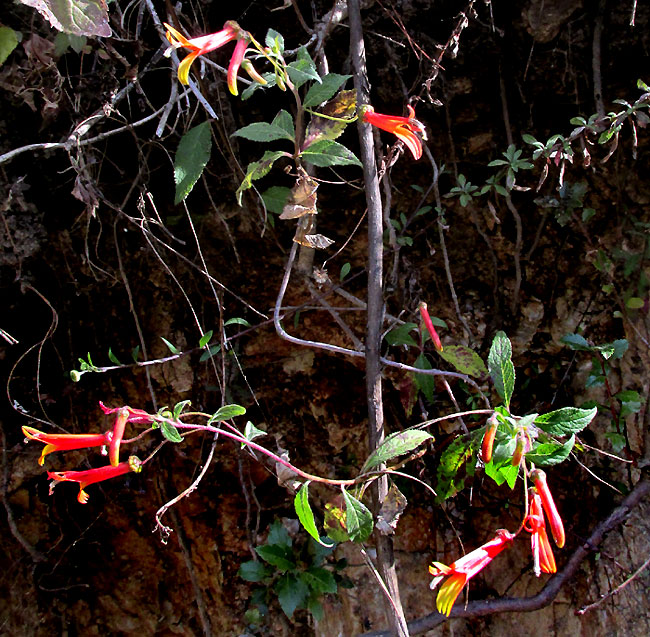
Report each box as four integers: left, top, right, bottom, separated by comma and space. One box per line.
481, 413, 499, 463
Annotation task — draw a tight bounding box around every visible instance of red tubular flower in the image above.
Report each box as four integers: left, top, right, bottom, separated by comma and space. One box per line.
227, 37, 248, 96
530, 469, 565, 548
22, 426, 111, 466
164, 21, 240, 85
525, 490, 556, 577
481, 413, 499, 463
429, 529, 514, 616
99, 402, 153, 466
363, 105, 426, 160
419, 301, 443, 352
98, 401, 153, 424
48, 456, 143, 504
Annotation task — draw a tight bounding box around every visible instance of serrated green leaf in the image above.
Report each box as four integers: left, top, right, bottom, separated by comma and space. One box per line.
256, 544, 295, 570
484, 457, 519, 488
303, 566, 337, 594
287, 48, 320, 88
342, 490, 373, 543
363, 430, 433, 471
238, 560, 271, 582
261, 186, 291, 214
22, 0, 110, 37
488, 331, 515, 408
161, 420, 183, 443
232, 122, 294, 143
439, 345, 487, 377
413, 353, 435, 403
275, 573, 308, 618
304, 89, 357, 144
236, 150, 287, 205
0, 26, 19, 66
300, 140, 362, 167
525, 434, 575, 466
384, 323, 418, 347
265, 29, 284, 54
173, 121, 212, 204
303, 73, 352, 108
535, 407, 597, 435
108, 348, 121, 365
268, 519, 292, 548
199, 330, 213, 348
208, 404, 246, 424
161, 337, 180, 355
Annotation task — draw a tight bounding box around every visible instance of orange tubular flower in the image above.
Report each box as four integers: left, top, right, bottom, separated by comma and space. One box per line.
419, 301, 443, 352
525, 490, 556, 577
362, 105, 426, 160
164, 21, 240, 85
227, 37, 249, 96
429, 529, 514, 616
530, 469, 565, 548
22, 426, 111, 466
48, 456, 143, 504
481, 413, 499, 463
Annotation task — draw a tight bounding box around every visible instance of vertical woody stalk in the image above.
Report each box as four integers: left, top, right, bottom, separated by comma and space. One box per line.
348, 1, 409, 634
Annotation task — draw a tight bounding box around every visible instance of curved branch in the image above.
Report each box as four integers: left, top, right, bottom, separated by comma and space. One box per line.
361, 478, 650, 636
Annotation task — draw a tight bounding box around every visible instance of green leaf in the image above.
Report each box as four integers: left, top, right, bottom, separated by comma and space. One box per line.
413, 353, 435, 403
295, 483, 334, 547
287, 48, 320, 88
172, 400, 191, 419
161, 337, 180, 355
160, 420, 183, 443
307, 597, 324, 621
638, 79, 650, 92
262, 186, 291, 214
0, 26, 19, 66
199, 330, 213, 348
265, 29, 284, 54
384, 322, 418, 347
108, 347, 121, 365
626, 297, 644, 309
300, 140, 362, 167
131, 345, 140, 362
238, 560, 272, 582
435, 433, 480, 501
21, 0, 110, 36
342, 490, 373, 543
199, 344, 221, 362
488, 331, 515, 408
255, 544, 295, 571
303, 73, 352, 108
535, 407, 597, 436
484, 457, 519, 488
526, 434, 575, 467
243, 421, 267, 444
339, 262, 351, 281
363, 430, 433, 471
208, 404, 246, 424
439, 345, 487, 377
560, 333, 592, 350
275, 573, 309, 618
173, 121, 212, 204
272, 109, 295, 138
224, 317, 252, 328
232, 121, 294, 143
268, 519, 292, 548
236, 150, 287, 205
304, 89, 356, 144
303, 566, 337, 594
241, 71, 276, 100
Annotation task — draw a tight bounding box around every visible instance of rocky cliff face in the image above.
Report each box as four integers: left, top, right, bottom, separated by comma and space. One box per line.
1, 1, 648, 635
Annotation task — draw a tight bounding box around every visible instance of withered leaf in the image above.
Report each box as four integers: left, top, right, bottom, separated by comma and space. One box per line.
279, 170, 319, 219
304, 89, 357, 146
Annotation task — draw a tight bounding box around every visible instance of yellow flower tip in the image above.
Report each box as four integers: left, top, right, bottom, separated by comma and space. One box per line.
177, 52, 198, 85
77, 489, 90, 504
128, 455, 143, 473
436, 574, 465, 616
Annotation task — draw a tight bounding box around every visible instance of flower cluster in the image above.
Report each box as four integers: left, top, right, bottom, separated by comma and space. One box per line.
429, 470, 565, 616
164, 22, 266, 95
22, 403, 150, 504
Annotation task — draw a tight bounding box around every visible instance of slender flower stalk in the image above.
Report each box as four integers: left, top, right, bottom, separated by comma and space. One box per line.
525, 489, 556, 576
164, 21, 240, 86
530, 469, 565, 548
22, 426, 111, 466
48, 456, 143, 504
362, 105, 426, 160
429, 529, 514, 616
419, 302, 444, 351
481, 413, 499, 463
